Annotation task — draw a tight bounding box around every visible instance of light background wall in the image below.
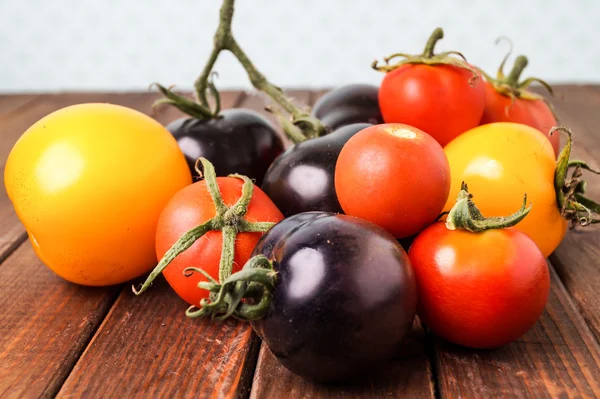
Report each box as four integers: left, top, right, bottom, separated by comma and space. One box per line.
1, 0, 598, 93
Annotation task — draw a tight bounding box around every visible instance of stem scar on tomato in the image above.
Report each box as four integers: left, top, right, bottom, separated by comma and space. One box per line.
132, 157, 276, 298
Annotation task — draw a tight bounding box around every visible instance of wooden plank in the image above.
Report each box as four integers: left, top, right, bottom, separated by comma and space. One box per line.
249, 319, 435, 398
57, 90, 284, 398
0, 241, 121, 398
434, 267, 600, 398
543, 85, 600, 343
0, 94, 40, 118
57, 276, 261, 398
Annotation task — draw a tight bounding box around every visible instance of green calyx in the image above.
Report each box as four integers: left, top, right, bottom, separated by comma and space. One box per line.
372, 27, 480, 86
132, 157, 276, 299
481, 39, 553, 102
151, 73, 222, 121
446, 182, 531, 232
553, 127, 600, 227
184, 254, 276, 321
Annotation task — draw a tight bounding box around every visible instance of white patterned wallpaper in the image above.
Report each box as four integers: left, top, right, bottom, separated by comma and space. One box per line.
0, 0, 599, 93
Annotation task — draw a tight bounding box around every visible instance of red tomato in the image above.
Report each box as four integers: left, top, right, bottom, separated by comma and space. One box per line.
480, 81, 559, 155
408, 222, 549, 348
155, 177, 283, 306
379, 65, 485, 147
334, 123, 450, 238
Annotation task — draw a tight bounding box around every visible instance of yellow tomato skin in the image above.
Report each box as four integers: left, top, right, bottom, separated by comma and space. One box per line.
443, 122, 567, 257
4, 103, 192, 286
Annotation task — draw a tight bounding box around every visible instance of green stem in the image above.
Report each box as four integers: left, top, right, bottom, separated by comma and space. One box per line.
446, 182, 531, 232
193, 0, 234, 107
133, 219, 216, 294
504, 55, 528, 86
185, 255, 276, 320
190, 0, 324, 141
219, 225, 237, 284
132, 157, 278, 302
423, 28, 444, 58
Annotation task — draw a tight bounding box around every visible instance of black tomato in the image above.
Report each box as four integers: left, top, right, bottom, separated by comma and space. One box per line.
261, 123, 370, 216
167, 109, 284, 184
311, 84, 383, 130
251, 212, 417, 382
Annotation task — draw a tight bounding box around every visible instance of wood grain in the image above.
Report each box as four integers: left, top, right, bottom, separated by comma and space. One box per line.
0, 243, 121, 399
434, 266, 600, 398
57, 276, 261, 399
249, 319, 435, 399
545, 86, 600, 343
58, 91, 306, 398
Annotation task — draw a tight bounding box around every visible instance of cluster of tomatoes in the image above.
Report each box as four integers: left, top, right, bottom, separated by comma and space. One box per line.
4, 28, 598, 383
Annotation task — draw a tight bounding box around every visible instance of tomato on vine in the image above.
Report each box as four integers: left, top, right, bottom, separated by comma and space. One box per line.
479, 53, 559, 156
134, 158, 283, 306
409, 184, 549, 349
373, 28, 485, 147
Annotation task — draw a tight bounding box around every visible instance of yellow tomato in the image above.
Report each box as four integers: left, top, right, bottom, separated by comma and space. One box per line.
4, 103, 192, 286
443, 122, 567, 257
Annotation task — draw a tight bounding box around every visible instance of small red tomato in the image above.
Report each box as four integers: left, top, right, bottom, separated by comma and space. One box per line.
408, 186, 550, 349
155, 174, 283, 306
334, 123, 450, 238
480, 55, 559, 156
374, 28, 485, 147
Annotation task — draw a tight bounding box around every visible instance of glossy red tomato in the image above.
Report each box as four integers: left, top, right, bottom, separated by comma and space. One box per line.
335, 123, 450, 238
480, 81, 558, 156
379, 65, 485, 147
155, 177, 283, 306
408, 222, 549, 348
375, 28, 485, 147
479, 55, 559, 156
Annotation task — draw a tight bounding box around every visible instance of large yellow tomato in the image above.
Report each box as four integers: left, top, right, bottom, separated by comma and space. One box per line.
443, 122, 567, 257
4, 103, 192, 286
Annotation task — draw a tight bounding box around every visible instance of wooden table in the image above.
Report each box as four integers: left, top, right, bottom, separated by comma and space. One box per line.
1, 87, 599, 399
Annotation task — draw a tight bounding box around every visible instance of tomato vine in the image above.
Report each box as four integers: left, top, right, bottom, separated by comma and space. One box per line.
152, 0, 326, 144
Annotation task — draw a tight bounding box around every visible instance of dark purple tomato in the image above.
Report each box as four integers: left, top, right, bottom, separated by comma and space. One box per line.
261, 123, 370, 216
251, 212, 417, 382
167, 109, 284, 184
312, 84, 383, 131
